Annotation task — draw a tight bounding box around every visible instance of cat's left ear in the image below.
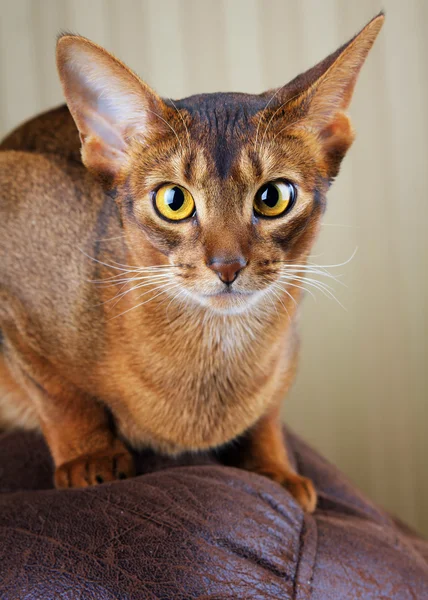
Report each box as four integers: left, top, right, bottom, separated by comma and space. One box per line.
56, 34, 171, 189
266, 12, 384, 180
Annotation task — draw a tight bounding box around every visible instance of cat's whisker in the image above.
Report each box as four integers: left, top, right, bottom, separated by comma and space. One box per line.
103, 258, 177, 271
278, 270, 344, 291
277, 279, 317, 301
168, 97, 192, 154
92, 268, 174, 279
272, 282, 298, 308
87, 258, 178, 284
279, 266, 343, 284
255, 80, 308, 153
106, 278, 178, 313
163, 288, 189, 324
89, 272, 135, 285
277, 251, 358, 286
281, 247, 358, 270
280, 273, 333, 295
259, 87, 312, 155
294, 272, 343, 286
79, 249, 137, 272
280, 275, 346, 310
280, 273, 336, 293
94, 280, 168, 310
132, 280, 179, 302
109, 282, 181, 321
104, 276, 174, 310
93, 271, 175, 287
128, 107, 185, 154
90, 272, 175, 288
80, 250, 172, 275
263, 287, 280, 319
254, 87, 285, 152
269, 285, 290, 319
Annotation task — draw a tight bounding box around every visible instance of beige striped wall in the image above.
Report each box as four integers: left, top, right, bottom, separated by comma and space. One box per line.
1, 0, 427, 536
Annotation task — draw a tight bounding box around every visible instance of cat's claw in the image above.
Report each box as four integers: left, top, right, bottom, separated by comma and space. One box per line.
54, 439, 135, 489
258, 467, 317, 513
281, 473, 317, 513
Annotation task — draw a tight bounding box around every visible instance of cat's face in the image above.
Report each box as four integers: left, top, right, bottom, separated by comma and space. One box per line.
122, 93, 325, 314
56, 14, 383, 314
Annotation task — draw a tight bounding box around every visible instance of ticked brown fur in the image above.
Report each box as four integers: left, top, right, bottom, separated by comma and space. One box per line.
0, 15, 384, 511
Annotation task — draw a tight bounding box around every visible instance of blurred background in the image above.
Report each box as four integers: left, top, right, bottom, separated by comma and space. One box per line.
0, 0, 427, 535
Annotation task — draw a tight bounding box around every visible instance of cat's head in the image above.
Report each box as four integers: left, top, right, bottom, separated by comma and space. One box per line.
57, 14, 383, 315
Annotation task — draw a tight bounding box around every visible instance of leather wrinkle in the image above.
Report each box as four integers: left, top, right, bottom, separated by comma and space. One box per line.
0, 524, 160, 597
1, 428, 427, 599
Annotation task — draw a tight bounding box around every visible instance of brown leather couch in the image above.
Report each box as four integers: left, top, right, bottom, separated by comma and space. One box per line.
1, 428, 427, 599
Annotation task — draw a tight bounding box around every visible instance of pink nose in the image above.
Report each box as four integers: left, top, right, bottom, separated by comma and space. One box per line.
207, 257, 247, 284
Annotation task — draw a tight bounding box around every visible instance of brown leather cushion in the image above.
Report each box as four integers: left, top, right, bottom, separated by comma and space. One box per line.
1, 429, 427, 599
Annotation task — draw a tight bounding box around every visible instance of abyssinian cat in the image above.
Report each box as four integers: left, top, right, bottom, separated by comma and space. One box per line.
0, 14, 384, 512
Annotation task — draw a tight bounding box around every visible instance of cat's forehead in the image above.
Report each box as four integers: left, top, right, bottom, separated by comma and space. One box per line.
169, 92, 268, 181
161, 91, 312, 189
172, 92, 267, 124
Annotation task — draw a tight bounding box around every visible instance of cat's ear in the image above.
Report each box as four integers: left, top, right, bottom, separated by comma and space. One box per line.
56, 34, 168, 187
267, 13, 384, 180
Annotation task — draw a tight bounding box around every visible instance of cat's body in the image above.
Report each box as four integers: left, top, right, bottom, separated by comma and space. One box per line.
0, 14, 384, 510
0, 104, 298, 451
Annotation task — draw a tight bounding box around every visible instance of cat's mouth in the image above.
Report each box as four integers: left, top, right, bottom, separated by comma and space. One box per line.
195, 287, 265, 314
207, 289, 253, 298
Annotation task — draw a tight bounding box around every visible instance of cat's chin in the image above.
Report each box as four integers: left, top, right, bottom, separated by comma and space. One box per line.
192, 289, 265, 315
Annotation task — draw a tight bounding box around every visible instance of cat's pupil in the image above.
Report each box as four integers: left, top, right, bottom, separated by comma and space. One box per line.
260, 184, 279, 208
165, 186, 185, 211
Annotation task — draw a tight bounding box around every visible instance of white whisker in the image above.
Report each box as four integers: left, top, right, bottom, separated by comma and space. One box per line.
130, 107, 184, 154
280, 275, 346, 310
272, 281, 298, 308
168, 97, 191, 154
259, 87, 311, 155
106, 258, 176, 270
80, 247, 179, 275
79, 249, 136, 272
269, 285, 290, 319
279, 266, 344, 285
92, 272, 174, 288
104, 276, 174, 310
277, 279, 317, 301
280, 273, 335, 293
263, 287, 280, 318
163, 288, 189, 324
109, 283, 181, 320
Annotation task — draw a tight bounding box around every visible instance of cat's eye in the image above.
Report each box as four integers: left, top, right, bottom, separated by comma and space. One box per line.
254, 181, 296, 218
154, 184, 195, 221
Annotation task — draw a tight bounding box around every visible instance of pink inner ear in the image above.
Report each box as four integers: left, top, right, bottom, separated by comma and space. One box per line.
83, 109, 127, 151
320, 112, 353, 142
57, 37, 162, 183
317, 112, 355, 180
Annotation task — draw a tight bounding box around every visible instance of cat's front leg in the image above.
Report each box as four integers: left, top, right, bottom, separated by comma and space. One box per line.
37, 384, 135, 488
220, 404, 317, 513
6, 356, 134, 488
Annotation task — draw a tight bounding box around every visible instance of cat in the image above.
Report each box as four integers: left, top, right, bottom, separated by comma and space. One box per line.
0, 13, 384, 512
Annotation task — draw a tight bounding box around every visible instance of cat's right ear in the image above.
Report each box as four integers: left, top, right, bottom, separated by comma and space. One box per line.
56, 35, 168, 188
261, 13, 384, 181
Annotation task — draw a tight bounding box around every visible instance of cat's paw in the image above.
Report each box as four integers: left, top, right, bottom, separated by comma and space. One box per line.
281, 472, 317, 513
259, 467, 317, 513
54, 439, 135, 489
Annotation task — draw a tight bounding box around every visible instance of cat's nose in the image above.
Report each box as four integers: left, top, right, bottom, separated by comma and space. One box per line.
207, 257, 247, 285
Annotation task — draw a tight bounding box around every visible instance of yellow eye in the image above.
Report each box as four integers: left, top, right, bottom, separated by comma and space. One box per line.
254, 181, 296, 217
154, 184, 195, 221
